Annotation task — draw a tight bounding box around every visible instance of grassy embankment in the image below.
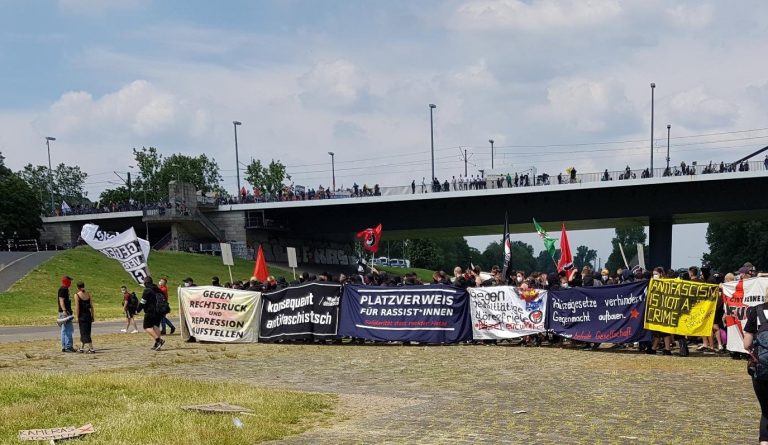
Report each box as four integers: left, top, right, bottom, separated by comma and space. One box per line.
0, 372, 335, 445
0, 247, 294, 326
375, 265, 435, 283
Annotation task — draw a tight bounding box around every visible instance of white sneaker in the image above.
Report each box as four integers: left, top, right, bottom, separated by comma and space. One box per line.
120, 329, 127, 333
130, 329, 139, 333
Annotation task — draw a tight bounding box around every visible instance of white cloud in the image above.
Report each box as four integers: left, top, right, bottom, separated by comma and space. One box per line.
58, 0, 148, 16
666, 87, 739, 130
452, 0, 623, 31
531, 78, 637, 133
298, 60, 373, 110
665, 4, 714, 28
451, 59, 498, 90
39, 80, 211, 139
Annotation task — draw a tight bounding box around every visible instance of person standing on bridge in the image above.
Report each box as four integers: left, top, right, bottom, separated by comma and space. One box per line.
57, 275, 76, 353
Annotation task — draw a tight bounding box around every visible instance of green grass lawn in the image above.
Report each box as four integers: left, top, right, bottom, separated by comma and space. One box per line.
0, 372, 335, 445
0, 247, 295, 326
375, 265, 435, 283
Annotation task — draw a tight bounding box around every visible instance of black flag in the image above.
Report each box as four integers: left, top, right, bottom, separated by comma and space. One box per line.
500, 212, 512, 282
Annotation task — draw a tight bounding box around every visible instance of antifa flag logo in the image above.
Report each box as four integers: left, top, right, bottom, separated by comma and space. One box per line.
356, 224, 382, 253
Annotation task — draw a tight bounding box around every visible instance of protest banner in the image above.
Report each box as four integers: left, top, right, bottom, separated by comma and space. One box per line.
339, 284, 472, 343
80, 223, 150, 284
548, 281, 651, 343
644, 278, 720, 336
722, 277, 768, 354
19, 424, 94, 441
178, 286, 260, 342
259, 282, 341, 342
468, 286, 547, 339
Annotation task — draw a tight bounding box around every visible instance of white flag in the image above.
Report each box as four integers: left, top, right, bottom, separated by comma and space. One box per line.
80, 224, 151, 284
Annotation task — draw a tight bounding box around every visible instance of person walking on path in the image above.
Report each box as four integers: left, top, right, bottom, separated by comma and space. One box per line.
136, 276, 165, 351
74, 281, 95, 353
158, 278, 175, 335
121, 285, 139, 333
58, 275, 76, 353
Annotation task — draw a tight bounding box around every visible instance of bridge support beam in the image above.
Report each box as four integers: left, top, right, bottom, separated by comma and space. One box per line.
649, 217, 672, 270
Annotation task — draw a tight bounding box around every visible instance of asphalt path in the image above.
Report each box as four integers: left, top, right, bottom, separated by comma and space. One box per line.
0, 319, 180, 343
0, 251, 60, 292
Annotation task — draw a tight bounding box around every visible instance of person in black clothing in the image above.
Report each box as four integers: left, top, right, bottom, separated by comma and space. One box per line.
136, 276, 165, 351
74, 281, 95, 353
58, 275, 76, 352
744, 303, 768, 445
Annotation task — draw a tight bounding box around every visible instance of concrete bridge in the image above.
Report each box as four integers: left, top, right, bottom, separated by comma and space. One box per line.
40, 167, 768, 269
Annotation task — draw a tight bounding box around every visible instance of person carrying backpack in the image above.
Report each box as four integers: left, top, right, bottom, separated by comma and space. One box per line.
744, 299, 768, 445
136, 276, 166, 351
158, 278, 175, 335
120, 285, 139, 333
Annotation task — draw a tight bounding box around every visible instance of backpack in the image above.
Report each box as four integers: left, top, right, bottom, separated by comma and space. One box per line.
154, 291, 171, 316
127, 292, 139, 311
751, 305, 768, 380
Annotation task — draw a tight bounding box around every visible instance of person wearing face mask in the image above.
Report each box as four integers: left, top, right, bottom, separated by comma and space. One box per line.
183, 277, 196, 287
581, 266, 600, 287
648, 267, 673, 355
599, 268, 612, 285
514, 271, 525, 287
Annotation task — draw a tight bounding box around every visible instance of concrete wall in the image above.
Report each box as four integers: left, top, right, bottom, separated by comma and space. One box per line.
207, 212, 246, 243
40, 221, 79, 247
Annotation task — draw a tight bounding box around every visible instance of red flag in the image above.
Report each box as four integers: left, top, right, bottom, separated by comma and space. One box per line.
557, 223, 574, 275
356, 224, 382, 253
253, 245, 269, 282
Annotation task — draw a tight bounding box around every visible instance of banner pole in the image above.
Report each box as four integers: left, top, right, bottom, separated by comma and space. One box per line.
227, 265, 233, 284
618, 243, 630, 269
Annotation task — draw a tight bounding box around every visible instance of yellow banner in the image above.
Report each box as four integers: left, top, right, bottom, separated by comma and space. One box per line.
643, 278, 720, 336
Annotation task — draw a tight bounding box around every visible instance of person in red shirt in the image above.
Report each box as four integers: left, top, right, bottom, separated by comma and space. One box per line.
120, 285, 139, 333
158, 278, 175, 336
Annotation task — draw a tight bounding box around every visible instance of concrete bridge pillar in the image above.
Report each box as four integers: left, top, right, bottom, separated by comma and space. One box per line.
649, 216, 672, 270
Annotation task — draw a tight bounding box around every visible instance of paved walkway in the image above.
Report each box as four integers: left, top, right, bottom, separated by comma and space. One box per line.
0, 251, 59, 292
0, 319, 179, 343
0, 335, 758, 444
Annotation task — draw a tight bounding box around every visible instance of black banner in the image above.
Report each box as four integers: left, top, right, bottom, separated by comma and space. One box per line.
258, 282, 341, 341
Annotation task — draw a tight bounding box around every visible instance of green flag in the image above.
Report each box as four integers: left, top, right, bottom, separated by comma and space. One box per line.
533, 218, 557, 259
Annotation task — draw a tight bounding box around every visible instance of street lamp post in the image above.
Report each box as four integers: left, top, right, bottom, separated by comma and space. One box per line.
650, 82, 655, 177
328, 152, 336, 191
233, 121, 242, 200
45, 137, 56, 215
429, 104, 436, 182
489, 139, 495, 170
666, 124, 671, 171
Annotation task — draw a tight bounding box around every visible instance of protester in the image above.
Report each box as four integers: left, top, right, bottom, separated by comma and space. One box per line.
743, 295, 768, 445
74, 281, 95, 353
57, 275, 76, 353
136, 276, 165, 351
158, 278, 175, 335
121, 285, 139, 333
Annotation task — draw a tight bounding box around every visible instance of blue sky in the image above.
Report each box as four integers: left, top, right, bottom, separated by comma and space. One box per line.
2, 0, 768, 268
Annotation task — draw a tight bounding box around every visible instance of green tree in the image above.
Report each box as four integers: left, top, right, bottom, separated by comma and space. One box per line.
17, 163, 88, 213
433, 237, 472, 271
0, 153, 42, 238
573, 245, 598, 270
536, 249, 560, 274
605, 226, 648, 273
704, 221, 768, 272
245, 159, 286, 196
132, 147, 223, 201
479, 240, 536, 274
409, 239, 440, 270
99, 186, 131, 205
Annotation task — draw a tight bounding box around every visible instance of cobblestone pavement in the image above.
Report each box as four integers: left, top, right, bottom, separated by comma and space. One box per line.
0, 335, 758, 444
